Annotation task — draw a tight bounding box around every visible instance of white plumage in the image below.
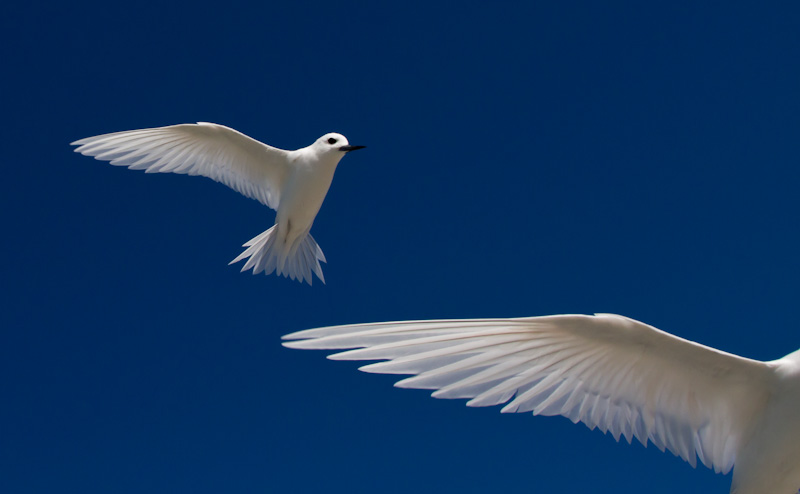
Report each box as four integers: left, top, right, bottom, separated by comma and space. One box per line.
283, 313, 800, 493
72, 122, 364, 284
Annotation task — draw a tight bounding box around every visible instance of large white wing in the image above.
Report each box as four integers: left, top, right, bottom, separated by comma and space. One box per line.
72, 123, 290, 209
283, 313, 773, 474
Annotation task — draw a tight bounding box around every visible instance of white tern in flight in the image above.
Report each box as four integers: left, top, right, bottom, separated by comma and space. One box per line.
72, 123, 365, 284
284, 313, 800, 493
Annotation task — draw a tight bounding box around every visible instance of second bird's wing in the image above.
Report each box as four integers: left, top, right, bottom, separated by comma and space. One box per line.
72, 123, 290, 210
283, 313, 773, 474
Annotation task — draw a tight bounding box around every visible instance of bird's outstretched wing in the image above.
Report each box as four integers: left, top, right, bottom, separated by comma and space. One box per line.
72, 123, 290, 210
283, 313, 773, 474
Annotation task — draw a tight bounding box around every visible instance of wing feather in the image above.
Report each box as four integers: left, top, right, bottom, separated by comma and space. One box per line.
72, 122, 290, 209
283, 313, 773, 474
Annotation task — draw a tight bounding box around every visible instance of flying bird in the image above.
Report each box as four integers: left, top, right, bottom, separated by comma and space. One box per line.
283, 313, 800, 494
72, 123, 365, 284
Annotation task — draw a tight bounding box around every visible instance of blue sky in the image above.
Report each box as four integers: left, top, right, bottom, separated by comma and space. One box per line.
3, 1, 800, 493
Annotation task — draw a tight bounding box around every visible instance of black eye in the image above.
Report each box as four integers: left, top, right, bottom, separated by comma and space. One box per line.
327, 137, 337, 145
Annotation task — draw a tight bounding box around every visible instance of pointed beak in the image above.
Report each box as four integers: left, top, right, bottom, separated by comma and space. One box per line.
339, 145, 366, 152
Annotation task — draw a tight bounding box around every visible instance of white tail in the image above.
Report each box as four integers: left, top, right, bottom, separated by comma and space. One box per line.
229, 225, 326, 285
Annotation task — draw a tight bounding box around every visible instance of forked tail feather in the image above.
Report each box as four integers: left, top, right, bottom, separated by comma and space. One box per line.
229, 225, 326, 285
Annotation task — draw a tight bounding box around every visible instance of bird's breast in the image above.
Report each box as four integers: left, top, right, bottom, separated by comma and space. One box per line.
278, 163, 338, 230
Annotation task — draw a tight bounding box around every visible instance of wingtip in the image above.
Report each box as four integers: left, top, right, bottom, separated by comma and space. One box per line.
282, 328, 310, 341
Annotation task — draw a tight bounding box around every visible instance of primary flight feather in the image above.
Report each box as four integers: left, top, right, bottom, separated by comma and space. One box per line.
283, 313, 800, 494
71, 122, 365, 284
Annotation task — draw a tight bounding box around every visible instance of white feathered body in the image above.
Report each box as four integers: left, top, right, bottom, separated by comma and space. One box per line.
276, 147, 341, 255
732, 352, 800, 494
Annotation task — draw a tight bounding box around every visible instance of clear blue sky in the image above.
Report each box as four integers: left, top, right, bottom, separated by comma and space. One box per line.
3, 1, 800, 493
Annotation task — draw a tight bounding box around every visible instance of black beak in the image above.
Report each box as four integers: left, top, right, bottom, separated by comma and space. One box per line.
339, 145, 366, 152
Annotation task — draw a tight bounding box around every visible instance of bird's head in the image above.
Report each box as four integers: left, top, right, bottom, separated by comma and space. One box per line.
313, 133, 366, 156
